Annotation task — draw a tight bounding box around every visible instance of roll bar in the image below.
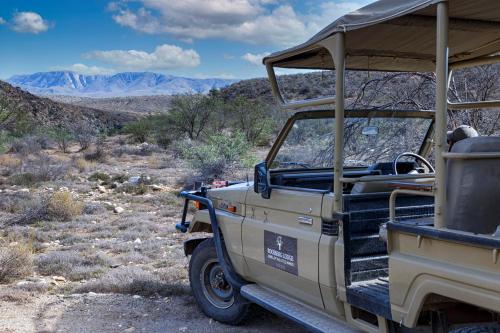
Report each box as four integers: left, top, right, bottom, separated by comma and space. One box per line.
265, 1, 500, 230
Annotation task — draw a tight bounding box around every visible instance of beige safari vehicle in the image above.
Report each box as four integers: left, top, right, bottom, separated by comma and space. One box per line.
176, 0, 500, 332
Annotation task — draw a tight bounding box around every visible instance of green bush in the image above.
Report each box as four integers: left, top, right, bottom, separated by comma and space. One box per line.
122, 118, 154, 143
181, 132, 249, 177
89, 172, 110, 183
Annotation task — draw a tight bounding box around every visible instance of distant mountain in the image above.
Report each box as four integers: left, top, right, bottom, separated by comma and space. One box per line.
7, 71, 238, 97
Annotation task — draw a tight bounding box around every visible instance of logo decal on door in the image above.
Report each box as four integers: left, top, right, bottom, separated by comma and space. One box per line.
264, 230, 298, 276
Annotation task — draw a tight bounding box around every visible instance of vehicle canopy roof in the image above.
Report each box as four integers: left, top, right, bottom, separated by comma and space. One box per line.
263, 0, 500, 72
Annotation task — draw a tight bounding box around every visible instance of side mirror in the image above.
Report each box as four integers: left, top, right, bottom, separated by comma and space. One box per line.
254, 161, 271, 199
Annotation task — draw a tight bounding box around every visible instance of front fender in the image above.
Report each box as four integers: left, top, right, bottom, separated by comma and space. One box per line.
183, 237, 210, 256
188, 209, 212, 233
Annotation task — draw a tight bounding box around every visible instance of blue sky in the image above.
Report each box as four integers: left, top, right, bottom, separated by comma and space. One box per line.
0, 0, 373, 80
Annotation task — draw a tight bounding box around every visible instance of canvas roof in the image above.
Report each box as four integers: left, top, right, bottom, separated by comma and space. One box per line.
263, 0, 500, 72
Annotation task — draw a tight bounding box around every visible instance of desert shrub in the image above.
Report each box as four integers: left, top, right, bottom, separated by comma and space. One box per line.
35, 250, 110, 281
69, 122, 98, 151
0, 242, 33, 283
9, 191, 82, 225
74, 266, 189, 296
0, 192, 33, 214
83, 145, 107, 162
8, 135, 43, 156
7, 154, 68, 186
73, 157, 94, 173
88, 172, 110, 182
48, 127, 73, 153
0, 154, 21, 176
82, 202, 107, 215
0, 282, 48, 303
122, 119, 154, 143
112, 143, 163, 157
46, 191, 83, 221
181, 131, 249, 177
7, 173, 40, 187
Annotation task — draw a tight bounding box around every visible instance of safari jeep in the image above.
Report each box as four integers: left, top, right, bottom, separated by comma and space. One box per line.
175, 0, 500, 332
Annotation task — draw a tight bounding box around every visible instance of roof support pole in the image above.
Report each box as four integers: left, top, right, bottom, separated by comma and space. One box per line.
434, 1, 449, 229
333, 33, 346, 213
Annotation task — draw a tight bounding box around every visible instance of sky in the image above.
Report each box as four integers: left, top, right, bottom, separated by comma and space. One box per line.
0, 0, 374, 80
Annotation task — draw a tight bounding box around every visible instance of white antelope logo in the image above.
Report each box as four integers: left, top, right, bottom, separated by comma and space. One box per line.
276, 236, 283, 251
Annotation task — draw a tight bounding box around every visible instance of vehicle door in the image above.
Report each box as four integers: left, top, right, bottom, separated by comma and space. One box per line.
241, 114, 334, 309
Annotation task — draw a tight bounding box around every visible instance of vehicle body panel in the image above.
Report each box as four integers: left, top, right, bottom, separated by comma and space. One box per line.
242, 188, 325, 309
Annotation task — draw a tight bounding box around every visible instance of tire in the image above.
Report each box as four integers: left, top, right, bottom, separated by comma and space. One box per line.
189, 238, 249, 325
449, 326, 500, 333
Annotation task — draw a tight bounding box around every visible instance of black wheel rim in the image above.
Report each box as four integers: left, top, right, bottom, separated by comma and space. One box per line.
200, 259, 234, 309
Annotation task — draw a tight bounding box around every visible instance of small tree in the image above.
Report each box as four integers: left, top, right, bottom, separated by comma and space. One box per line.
168, 94, 217, 140
49, 127, 73, 153
70, 122, 98, 150
228, 97, 275, 145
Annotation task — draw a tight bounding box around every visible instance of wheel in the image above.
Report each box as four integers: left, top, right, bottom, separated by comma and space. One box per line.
449, 326, 500, 333
189, 238, 249, 325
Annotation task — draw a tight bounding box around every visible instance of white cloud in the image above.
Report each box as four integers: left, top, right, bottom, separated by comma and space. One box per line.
52, 63, 116, 75
11, 12, 50, 34
108, 1, 371, 47
84, 44, 201, 71
241, 52, 270, 65
0, 17, 6, 25
194, 73, 236, 80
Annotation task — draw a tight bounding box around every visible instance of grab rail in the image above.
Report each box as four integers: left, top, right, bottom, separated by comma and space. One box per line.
340, 174, 435, 184
389, 189, 435, 222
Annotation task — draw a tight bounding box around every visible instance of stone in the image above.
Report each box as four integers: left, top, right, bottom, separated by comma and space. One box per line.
133, 238, 142, 244
114, 206, 125, 214
97, 185, 107, 193
150, 184, 162, 191
53, 276, 66, 282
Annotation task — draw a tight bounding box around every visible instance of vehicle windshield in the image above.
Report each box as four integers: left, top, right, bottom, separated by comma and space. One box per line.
271, 116, 433, 169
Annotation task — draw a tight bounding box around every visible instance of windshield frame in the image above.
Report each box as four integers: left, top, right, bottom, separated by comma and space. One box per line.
266, 109, 435, 168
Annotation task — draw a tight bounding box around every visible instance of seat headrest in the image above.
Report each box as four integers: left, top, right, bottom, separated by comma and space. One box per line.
451, 136, 500, 154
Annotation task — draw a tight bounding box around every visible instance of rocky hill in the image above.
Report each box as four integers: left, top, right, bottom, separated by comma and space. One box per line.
0, 80, 137, 132
48, 95, 172, 114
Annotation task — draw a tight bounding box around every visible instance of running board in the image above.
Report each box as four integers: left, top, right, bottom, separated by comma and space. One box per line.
240, 284, 359, 333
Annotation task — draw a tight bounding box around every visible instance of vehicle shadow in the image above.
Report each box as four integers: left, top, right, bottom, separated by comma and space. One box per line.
33, 293, 306, 333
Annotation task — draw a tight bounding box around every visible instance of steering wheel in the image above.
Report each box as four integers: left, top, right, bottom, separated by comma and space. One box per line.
392, 152, 435, 175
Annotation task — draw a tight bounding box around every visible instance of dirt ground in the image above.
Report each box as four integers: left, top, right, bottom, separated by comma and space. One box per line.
0, 138, 305, 333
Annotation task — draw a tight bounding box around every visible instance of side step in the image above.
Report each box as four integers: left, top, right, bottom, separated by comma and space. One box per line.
240, 284, 359, 333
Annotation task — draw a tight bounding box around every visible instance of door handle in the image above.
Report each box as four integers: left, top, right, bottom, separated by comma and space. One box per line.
297, 216, 313, 225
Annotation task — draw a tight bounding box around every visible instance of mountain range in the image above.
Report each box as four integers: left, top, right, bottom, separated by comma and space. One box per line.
7, 71, 238, 97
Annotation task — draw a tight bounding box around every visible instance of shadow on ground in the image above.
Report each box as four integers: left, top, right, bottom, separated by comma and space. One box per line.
33, 293, 307, 333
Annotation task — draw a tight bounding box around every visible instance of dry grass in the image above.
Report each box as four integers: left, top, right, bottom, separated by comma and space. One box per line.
0, 242, 34, 284
35, 250, 111, 281
0, 155, 21, 169
73, 157, 94, 173
46, 191, 83, 221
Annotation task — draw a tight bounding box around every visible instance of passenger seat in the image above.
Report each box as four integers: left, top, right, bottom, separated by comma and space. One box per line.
445, 137, 500, 234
